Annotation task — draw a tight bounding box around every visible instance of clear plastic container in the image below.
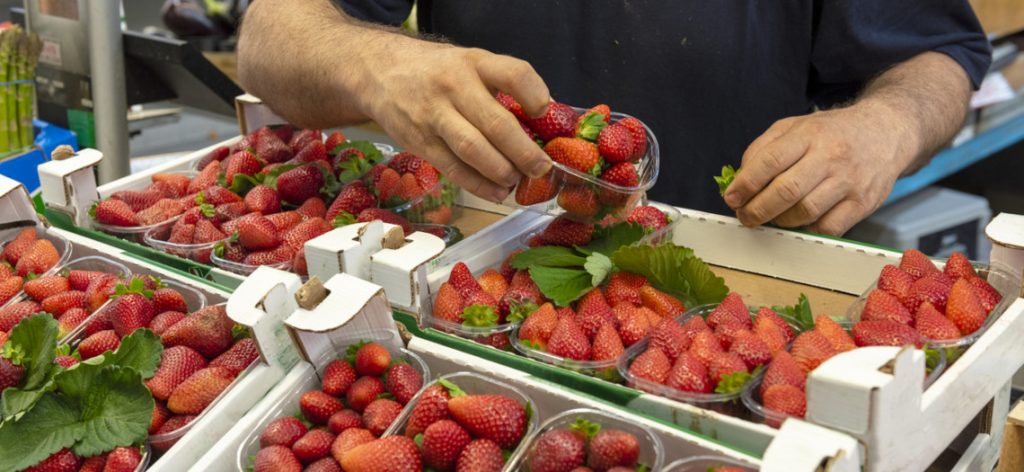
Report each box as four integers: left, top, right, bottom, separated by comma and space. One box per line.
521, 201, 681, 248
507, 407, 664, 471
236, 331, 429, 470
510, 325, 623, 382
506, 109, 660, 224
741, 348, 947, 428
382, 371, 538, 466
410, 223, 464, 247
0, 227, 74, 308
51, 256, 134, 342
844, 262, 1018, 349
662, 455, 757, 471
92, 171, 198, 243
209, 248, 292, 276
383, 176, 462, 226
143, 219, 229, 265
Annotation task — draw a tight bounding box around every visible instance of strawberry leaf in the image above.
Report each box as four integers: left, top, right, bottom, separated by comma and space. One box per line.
583, 252, 613, 287
714, 371, 752, 395
528, 266, 593, 307
2, 314, 58, 388
228, 173, 262, 196
771, 293, 814, 333
332, 211, 357, 228
511, 246, 586, 270
583, 222, 646, 257
714, 165, 739, 196
461, 305, 499, 328
98, 329, 163, 379
611, 244, 728, 307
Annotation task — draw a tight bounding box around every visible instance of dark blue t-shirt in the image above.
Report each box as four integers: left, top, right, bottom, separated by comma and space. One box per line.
339, 0, 991, 214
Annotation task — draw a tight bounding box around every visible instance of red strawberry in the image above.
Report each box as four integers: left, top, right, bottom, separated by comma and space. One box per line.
301, 390, 345, 425
544, 137, 601, 175
625, 206, 667, 233
515, 174, 561, 205
967, 276, 1002, 313
943, 252, 976, 280
2, 227, 37, 264
860, 289, 912, 325
282, 217, 331, 251
293, 428, 336, 464
257, 135, 295, 164
615, 304, 653, 347
900, 249, 939, 280
107, 293, 154, 337
188, 161, 222, 194
628, 346, 671, 384
78, 330, 120, 360
755, 307, 796, 343
0, 356, 25, 390
789, 331, 836, 372
85, 274, 120, 313
575, 288, 615, 338
209, 338, 259, 375
534, 216, 594, 247
261, 416, 309, 448
877, 264, 914, 302
24, 275, 69, 301
254, 445, 302, 472
605, 271, 646, 307
687, 330, 724, 368
152, 172, 192, 197
354, 342, 391, 376
947, 278, 988, 335
666, 351, 712, 393
161, 304, 234, 358
456, 439, 504, 472
149, 311, 186, 336
707, 307, 743, 332
39, 290, 86, 317
414, 165, 440, 191
495, 92, 527, 120
421, 418, 472, 471
525, 102, 577, 141
168, 222, 195, 244
244, 245, 296, 266
199, 186, 243, 206
321, 359, 356, 397
405, 384, 451, 438
813, 315, 855, 352
433, 282, 465, 323
294, 141, 328, 164
287, 129, 319, 153
111, 188, 162, 212
547, 317, 591, 360
713, 322, 748, 351
763, 384, 807, 418
394, 173, 425, 201
330, 428, 376, 464
221, 212, 260, 235
346, 376, 385, 413
905, 276, 951, 314
915, 302, 961, 340
447, 394, 527, 449
24, 448, 80, 472
238, 214, 281, 251
557, 185, 599, 219
761, 351, 807, 394
0, 299, 39, 332
356, 208, 413, 234
716, 292, 750, 324
617, 117, 648, 161
244, 185, 281, 214
729, 331, 772, 369
54, 308, 87, 337
152, 287, 188, 314
0, 273, 24, 306
708, 351, 749, 387
448, 263, 483, 299
267, 211, 303, 232
103, 446, 141, 472
639, 285, 685, 318
328, 410, 363, 435
477, 269, 509, 304
591, 323, 625, 360
371, 167, 402, 202
852, 320, 921, 347
340, 436, 422, 472
326, 181, 377, 222
587, 429, 640, 470
16, 240, 60, 277
66, 269, 105, 291
150, 401, 171, 434
53, 354, 79, 368
386, 362, 423, 405
152, 414, 197, 445
325, 131, 347, 154
362, 398, 402, 436
650, 318, 689, 360
306, 457, 343, 472
528, 429, 585, 472
225, 150, 264, 185
167, 366, 234, 414
517, 303, 558, 348
277, 165, 324, 205
597, 123, 635, 163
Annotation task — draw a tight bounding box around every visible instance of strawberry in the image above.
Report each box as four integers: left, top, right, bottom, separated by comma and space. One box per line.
525, 102, 577, 141
65, 269, 104, 291
362, 398, 402, 436
605, 271, 646, 307
456, 439, 504, 472
168, 223, 196, 244
196, 144, 231, 167
617, 117, 648, 161
476, 269, 509, 304
943, 252, 976, 280
276, 165, 324, 205
414, 164, 440, 191
900, 249, 939, 280
354, 342, 391, 376
106, 293, 153, 337
947, 278, 987, 335
877, 264, 914, 302
587, 429, 640, 470
687, 330, 724, 368
254, 445, 302, 472
160, 304, 234, 358
860, 289, 912, 325
209, 338, 259, 375
666, 351, 712, 393
39, 290, 86, 317
189, 161, 222, 194
304, 456, 341, 470
372, 167, 402, 202
85, 274, 120, 313
763, 384, 807, 418
282, 217, 332, 250
287, 129, 319, 153
134, 198, 184, 226
294, 140, 328, 164
515, 174, 561, 205
713, 323, 748, 351
0, 300, 39, 332
967, 276, 1002, 313
346, 376, 385, 413
293, 428, 336, 464
813, 315, 855, 352
78, 455, 106, 472
16, 240, 60, 277
495, 92, 527, 120
357, 208, 413, 234
149, 311, 186, 336
597, 123, 635, 164
103, 446, 141, 472
299, 196, 330, 219
111, 188, 162, 212
267, 211, 303, 232
529, 429, 585, 472
244, 245, 296, 266
0, 275, 22, 306
2, 227, 37, 264
53, 354, 79, 368
716, 292, 750, 324
244, 185, 281, 214
394, 172, 425, 201
448, 263, 484, 299
591, 323, 625, 360
24, 275, 69, 301
544, 137, 601, 175
326, 181, 377, 222
328, 410, 363, 435
151, 414, 197, 451
709, 351, 749, 387
198, 186, 243, 206
915, 302, 961, 340
78, 330, 120, 360
421, 418, 472, 471
386, 362, 423, 405
905, 276, 951, 314
761, 351, 807, 394
261, 416, 309, 448
650, 318, 689, 360
406, 383, 451, 438
574, 288, 614, 336
225, 150, 263, 185
325, 131, 347, 154
789, 331, 836, 372
301, 390, 345, 425
852, 320, 921, 347
546, 317, 591, 360
330, 428, 376, 463
321, 359, 356, 397
340, 436, 422, 471
707, 307, 743, 332
24, 448, 80, 472
257, 135, 295, 165
167, 366, 234, 414
150, 401, 171, 434
729, 331, 772, 369
517, 303, 558, 348
152, 287, 188, 313
534, 216, 594, 247
153, 172, 192, 197
433, 282, 465, 323
754, 307, 796, 343
614, 304, 652, 347
447, 394, 527, 449
557, 185, 599, 219
0, 356, 25, 390
238, 214, 281, 251
639, 285, 684, 318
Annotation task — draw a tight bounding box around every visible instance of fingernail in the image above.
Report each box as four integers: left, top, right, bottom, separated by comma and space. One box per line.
530, 159, 551, 178
492, 187, 510, 202
724, 192, 741, 208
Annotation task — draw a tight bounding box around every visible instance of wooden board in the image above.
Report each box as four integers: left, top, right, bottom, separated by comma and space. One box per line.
970, 0, 1024, 38
713, 266, 857, 316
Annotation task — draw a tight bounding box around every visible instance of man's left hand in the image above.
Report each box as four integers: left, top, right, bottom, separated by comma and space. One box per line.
722, 102, 916, 236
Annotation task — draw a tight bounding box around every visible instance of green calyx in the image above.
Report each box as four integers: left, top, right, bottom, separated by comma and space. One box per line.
569, 417, 601, 440
194, 192, 206, 205
576, 112, 608, 142
771, 293, 813, 333
198, 203, 216, 218
332, 211, 357, 228
437, 378, 466, 398
505, 301, 540, 324
714, 371, 753, 395
87, 202, 98, 220
713, 165, 739, 196
344, 340, 370, 365
113, 276, 154, 299
460, 304, 499, 328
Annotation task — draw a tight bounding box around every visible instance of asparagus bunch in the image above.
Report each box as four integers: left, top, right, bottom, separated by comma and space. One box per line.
0, 25, 41, 155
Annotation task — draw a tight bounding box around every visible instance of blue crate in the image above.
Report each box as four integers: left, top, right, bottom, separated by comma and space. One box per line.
0, 120, 77, 192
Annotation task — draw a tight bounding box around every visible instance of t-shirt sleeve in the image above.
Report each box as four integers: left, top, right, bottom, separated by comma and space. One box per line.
336, 0, 414, 26
809, 0, 991, 108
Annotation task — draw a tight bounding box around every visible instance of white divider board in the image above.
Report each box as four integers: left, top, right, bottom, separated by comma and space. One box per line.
761, 420, 862, 472
226, 267, 304, 371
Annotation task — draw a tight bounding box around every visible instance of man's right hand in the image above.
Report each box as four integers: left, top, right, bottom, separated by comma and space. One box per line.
238, 0, 553, 202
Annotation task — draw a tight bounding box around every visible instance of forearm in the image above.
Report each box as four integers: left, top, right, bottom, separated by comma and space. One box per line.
853, 51, 973, 175
237, 0, 426, 128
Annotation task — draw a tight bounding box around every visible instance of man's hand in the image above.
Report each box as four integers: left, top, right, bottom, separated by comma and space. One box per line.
722, 52, 973, 236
